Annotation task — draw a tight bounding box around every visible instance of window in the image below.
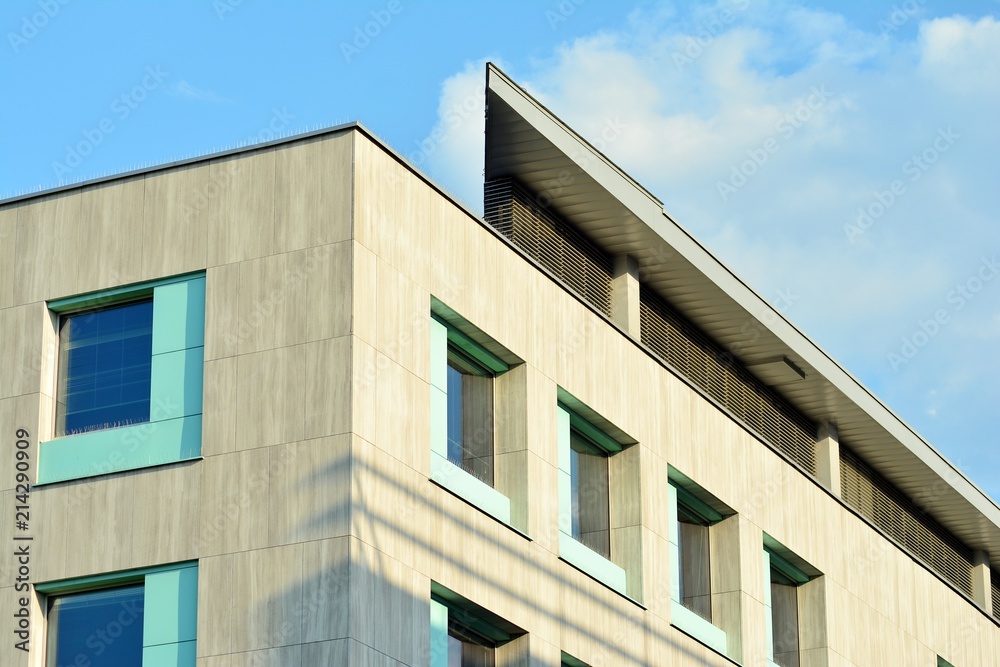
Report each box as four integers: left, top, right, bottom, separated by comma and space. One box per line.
667, 471, 733, 657
675, 489, 716, 622
557, 393, 637, 597
56, 299, 154, 436
430, 584, 525, 667
47, 585, 145, 666
38, 562, 197, 667
763, 537, 822, 667
569, 425, 611, 558
430, 302, 515, 525
447, 616, 496, 667
560, 652, 590, 667
39, 273, 205, 484
446, 341, 497, 486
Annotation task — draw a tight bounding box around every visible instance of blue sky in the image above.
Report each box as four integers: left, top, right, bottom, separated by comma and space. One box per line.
2, 0, 998, 501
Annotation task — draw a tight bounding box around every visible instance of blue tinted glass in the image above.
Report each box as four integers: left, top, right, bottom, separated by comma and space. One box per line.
47, 585, 144, 667
58, 300, 153, 436
446, 363, 464, 465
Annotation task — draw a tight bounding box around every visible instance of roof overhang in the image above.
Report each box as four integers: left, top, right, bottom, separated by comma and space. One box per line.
484, 63, 1000, 559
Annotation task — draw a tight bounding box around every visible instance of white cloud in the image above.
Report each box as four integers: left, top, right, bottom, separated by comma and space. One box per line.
168, 80, 233, 105
418, 3, 1000, 496
919, 15, 1000, 91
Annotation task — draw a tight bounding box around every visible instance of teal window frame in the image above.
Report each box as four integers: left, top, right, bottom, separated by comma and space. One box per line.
38, 561, 198, 667
763, 537, 814, 667
429, 309, 511, 525
557, 399, 627, 596
430, 583, 521, 667
667, 478, 728, 656
39, 273, 205, 484
561, 652, 590, 667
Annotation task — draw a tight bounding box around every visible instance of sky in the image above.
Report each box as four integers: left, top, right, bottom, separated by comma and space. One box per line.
2, 0, 998, 501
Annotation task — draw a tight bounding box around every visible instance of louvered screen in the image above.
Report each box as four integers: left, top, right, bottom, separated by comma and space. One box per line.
639, 286, 818, 475
840, 447, 975, 596
484, 178, 613, 316
992, 569, 1000, 621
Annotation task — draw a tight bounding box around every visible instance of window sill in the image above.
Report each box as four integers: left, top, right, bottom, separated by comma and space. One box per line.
558, 531, 627, 596
36, 414, 202, 484
670, 600, 728, 657
430, 452, 511, 525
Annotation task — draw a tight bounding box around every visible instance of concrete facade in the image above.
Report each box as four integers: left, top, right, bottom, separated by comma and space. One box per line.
0, 95, 998, 666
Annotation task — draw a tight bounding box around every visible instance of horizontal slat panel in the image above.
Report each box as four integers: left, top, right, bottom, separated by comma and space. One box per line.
639, 286, 818, 475
485, 178, 613, 317
840, 447, 975, 596
992, 569, 1000, 622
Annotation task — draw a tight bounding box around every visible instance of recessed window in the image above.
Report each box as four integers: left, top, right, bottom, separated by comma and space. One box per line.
40, 274, 205, 484
446, 344, 496, 486
569, 428, 611, 558
429, 303, 517, 526
556, 394, 636, 597
763, 538, 822, 667
447, 616, 496, 667
676, 496, 714, 622
769, 563, 801, 666
667, 471, 733, 657
430, 584, 525, 667
56, 299, 154, 436
39, 562, 198, 667
47, 585, 145, 667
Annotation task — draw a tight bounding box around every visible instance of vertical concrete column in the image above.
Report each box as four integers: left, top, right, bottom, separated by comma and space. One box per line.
972, 550, 993, 615
815, 423, 841, 496
612, 254, 641, 338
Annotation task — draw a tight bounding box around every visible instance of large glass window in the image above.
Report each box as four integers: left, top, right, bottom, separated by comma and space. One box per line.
39, 274, 205, 484
769, 564, 800, 667
556, 397, 632, 597
39, 562, 198, 667
47, 585, 145, 667
429, 306, 514, 525
677, 500, 713, 621
569, 430, 610, 559
430, 586, 523, 667
667, 474, 730, 656
56, 300, 154, 436
446, 346, 495, 486
763, 540, 819, 667
447, 617, 496, 667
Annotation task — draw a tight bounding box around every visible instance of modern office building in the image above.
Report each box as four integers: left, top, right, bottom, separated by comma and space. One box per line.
1, 63, 997, 666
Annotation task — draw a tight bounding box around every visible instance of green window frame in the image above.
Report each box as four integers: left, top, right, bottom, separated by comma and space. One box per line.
667, 477, 728, 655
37, 561, 198, 667
39, 273, 205, 484
763, 537, 814, 667
557, 398, 627, 596
429, 307, 511, 525
430, 583, 522, 667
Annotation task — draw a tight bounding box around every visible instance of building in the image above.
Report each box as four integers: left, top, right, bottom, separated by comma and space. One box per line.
0, 63, 997, 666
